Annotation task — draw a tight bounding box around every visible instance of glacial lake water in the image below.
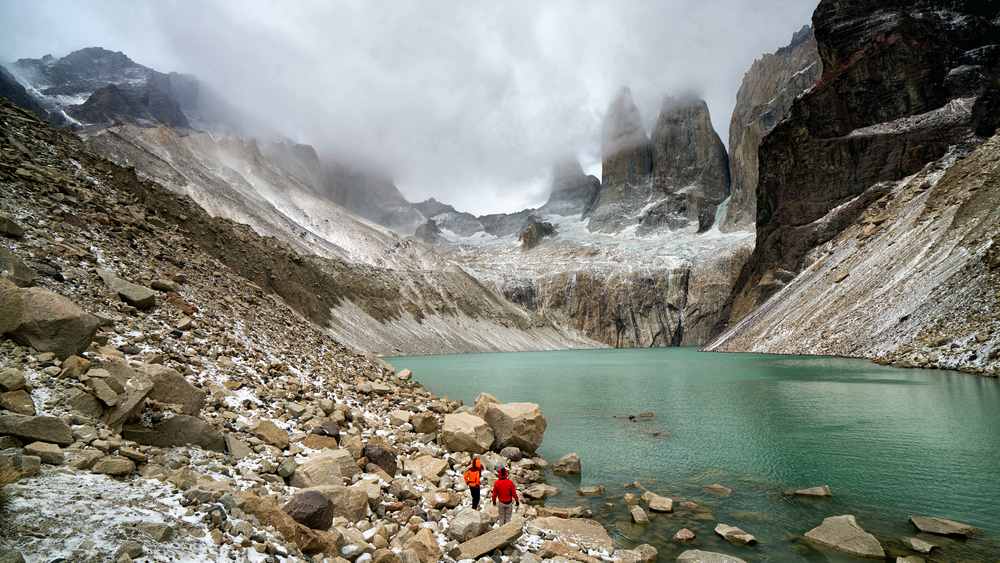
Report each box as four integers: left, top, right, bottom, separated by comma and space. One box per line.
391, 348, 1000, 561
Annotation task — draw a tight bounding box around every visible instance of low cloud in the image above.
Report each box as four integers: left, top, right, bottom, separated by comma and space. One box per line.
1, 0, 816, 214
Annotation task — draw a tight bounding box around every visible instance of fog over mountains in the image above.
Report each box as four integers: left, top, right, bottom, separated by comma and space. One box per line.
1, 0, 817, 214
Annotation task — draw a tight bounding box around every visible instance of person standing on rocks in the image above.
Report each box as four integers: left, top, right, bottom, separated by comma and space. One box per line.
491, 465, 520, 524
464, 455, 485, 509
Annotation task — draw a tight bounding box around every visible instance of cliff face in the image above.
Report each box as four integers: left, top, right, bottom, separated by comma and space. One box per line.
648, 96, 730, 232
538, 159, 601, 217
712, 0, 1000, 375
722, 26, 821, 232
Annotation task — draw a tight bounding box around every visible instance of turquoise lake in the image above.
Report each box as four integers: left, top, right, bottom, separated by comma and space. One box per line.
391, 348, 1000, 561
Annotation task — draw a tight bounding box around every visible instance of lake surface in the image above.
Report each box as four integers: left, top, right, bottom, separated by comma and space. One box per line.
391, 348, 1000, 561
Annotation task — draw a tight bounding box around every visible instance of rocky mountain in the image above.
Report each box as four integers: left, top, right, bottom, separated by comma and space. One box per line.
536, 159, 601, 217
321, 163, 427, 235
721, 25, 821, 232
0, 66, 48, 121
0, 98, 664, 562
648, 96, 730, 233
710, 0, 1000, 375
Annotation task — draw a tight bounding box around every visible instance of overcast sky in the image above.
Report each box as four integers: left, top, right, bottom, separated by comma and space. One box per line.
2, 1, 816, 214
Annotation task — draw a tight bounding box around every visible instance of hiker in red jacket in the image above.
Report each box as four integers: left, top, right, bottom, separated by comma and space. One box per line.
490, 465, 520, 525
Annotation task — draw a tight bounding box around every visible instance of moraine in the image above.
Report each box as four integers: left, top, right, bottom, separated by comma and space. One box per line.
393, 348, 1000, 560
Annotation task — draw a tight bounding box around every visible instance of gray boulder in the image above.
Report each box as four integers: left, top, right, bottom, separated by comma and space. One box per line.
448, 508, 492, 541
804, 515, 884, 558
553, 452, 581, 475
909, 515, 976, 537
441, 412, 494, 453
138, 364, 205, 415
98, 269, 156, 311
483, 402, 546, 453
0, 414, 73, 445
676, 550, 747, 563
0, 282, 100, 359
122, 415, 225, 452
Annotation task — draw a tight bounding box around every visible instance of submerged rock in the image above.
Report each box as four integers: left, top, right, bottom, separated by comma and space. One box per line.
714, 523, 756, 545
677, 550, 746, 563
804, 514, 884, 558
792, 485, 832, 497
909, 515, 976, 537
553, 452, 581, 475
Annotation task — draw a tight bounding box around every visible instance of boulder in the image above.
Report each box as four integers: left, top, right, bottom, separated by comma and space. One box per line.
526, 517, 613, 551
0, 284, 100, 358
103, 374, 154, 429
240, 492, 343, 555
86, 378, 118, 407
406, 455, 448, 480
793, 485, 832, 497
98, 269, 156, 311
283, 490, 335, 530
290, 449, 359, 488
577, 485, 605, 497
123, 415, 226, 452
522, 483, 559, 501
714, 523, 756, 545
306, 484, 370, 522
251, 419, 289, 449
0, 215, 24, 239
92, 455, 135, 476
903, 537, 936, 554
0, 368, 26, 392
0, 414, 73, 445
909, 516, 976, 537
535, 505, 591, 519
424, 490, 460, 509
483, 402, 546, 453
0, 451, 41, 483
59, 355, 91, 379
499, 446, 522, 462
614, 544, 658, 563
363, 443, 398, 476
388, 410, 411, 426
448, 508, 493, 541
0, 390, 35, 415
674, 528, 696, 542
553, 452, 581, 475
405, 528, 441, 563
396, 368, 412, 380
441, 412, 494, 453
23, 441, 63, 465
630, 506, 649, 524
472, 392, 499, 418
804, 515, 885, 558
538, 541, 600, 563
68, 391, 104, 418
225, 434, 252, 459
0, 248, 36, 287
138, 364, 205, 415
677, 550, 746, 563
451, 521, 522, 560
642, 491, 673, 513
410, 412, 438, 434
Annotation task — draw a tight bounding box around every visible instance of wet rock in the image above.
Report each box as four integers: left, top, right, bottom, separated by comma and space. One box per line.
704, 483, 732, 496
714, 523, 756, 545
0, 414, 73, 445
23, 441, 64, 464
483, 402, 546, 453
674, 528, 696, 542
441, 412, 494, 453
450, 521, 522, 560
536, 505, 591, 519
642, 491, 673, 513
909, 515, 976, 537
123, 415, 226, 452
0, 390, 35, 415
139, 364, 205, 415
577, 485, 605, 497
677, 550, 746, 563
630, 505, 649, 524
793, 485, 832, 497
804, 514, 884, 558
92, 455, 136, 476
903, 536, 936, 554
283, 489, 335, 530
553, 452, 581, 475
0, 283, 101, 359
251, 419, 289, 449
290, 449, 359, 488
410, 412, 438, 434
363, 443, 398, 476
98, 269, 156, 311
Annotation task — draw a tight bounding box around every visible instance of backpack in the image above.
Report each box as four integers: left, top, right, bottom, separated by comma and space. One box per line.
463, 468, 480, 487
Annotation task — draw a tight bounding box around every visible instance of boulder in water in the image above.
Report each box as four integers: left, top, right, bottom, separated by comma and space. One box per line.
483, 402, 546, 453
804, 514, 884, 558
677, 550, 746, 563
714, 523, 757, 545
909, 515, 976, 537
553, 452, 581, 475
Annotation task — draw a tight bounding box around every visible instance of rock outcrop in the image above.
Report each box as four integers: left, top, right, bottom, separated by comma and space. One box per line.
648, 96, 730, 232
722, 25, 821, 232
710, 2, 1000, 375
588, 87, 654, 232
538, 159, 601, 217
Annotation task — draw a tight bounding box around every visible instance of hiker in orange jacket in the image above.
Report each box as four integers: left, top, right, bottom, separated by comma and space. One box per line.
491, 465, 520, 524
463, 456, 485, 509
